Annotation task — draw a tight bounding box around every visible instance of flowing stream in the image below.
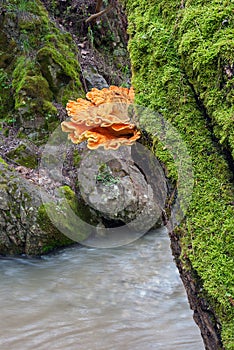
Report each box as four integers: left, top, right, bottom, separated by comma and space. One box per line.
0, 227, 204, 350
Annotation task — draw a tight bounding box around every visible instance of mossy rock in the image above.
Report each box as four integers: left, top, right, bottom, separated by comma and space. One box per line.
37, 203, 75, 254
18, 12, 42, 31
16, 75, 53, 101
177, 1, 234, 158
5, 142, 39, 168
37, 43, 83, 105
0, 68, 14, 117
0, 0, 84, 135
0, 161, 76, 256
57, 185, 100, 229
37, 185, 93, 245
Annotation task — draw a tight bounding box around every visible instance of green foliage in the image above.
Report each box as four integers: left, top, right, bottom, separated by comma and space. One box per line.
73, 149, 81, 167
0, 69, 11, 89
5, 0, 37, 13
0, 157, 8, 166
96, 164, 120, 186
125, 0, 234, 348
87, 26, 95, 47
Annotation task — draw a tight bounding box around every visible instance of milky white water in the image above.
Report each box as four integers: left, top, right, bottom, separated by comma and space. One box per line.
0, 227, 204, 350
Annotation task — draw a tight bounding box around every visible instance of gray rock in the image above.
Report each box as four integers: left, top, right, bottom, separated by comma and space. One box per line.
0, 162, 73, 256
78, 145, 167, 232
0, 188, 10, 210
83, 67, 109, 90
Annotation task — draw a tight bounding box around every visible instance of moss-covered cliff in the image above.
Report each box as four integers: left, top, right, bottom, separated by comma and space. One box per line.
124, 0, 234, 349
0, 0, 84, 139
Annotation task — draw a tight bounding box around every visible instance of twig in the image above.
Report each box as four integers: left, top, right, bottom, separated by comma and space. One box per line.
85, 5, 113, 23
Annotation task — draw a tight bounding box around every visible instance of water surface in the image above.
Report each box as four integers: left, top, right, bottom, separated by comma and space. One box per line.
0, 228, 204, 350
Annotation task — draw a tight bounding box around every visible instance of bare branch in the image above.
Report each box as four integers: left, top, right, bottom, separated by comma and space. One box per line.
85, 4, 113, 24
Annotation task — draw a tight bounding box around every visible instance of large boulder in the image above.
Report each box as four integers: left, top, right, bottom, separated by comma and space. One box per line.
0, 158, 74, 256
77, 146, 167, 232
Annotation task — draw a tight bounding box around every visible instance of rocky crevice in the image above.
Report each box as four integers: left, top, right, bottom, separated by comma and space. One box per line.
186, 75, 234, 176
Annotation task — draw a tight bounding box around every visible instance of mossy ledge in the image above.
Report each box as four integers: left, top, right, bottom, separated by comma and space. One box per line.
124, 0, 234, 349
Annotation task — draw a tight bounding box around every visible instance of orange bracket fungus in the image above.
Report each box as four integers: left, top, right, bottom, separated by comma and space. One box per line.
61, 86, 141, 150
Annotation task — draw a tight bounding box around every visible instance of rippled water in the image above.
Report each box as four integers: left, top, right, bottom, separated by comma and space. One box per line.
0, 228, 204, 350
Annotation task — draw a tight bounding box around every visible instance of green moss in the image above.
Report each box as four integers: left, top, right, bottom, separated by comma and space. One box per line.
14, 75, 53, 109
37, 203, 74, 254
177, 1, 234, 158
6, 143, 38, 168
1, 0, 84, 133
11, 56, 58, 131
12, 56, 51, 109
0, 68, 14, 117
37, 186, 94, 250
0, 157, 8, 166
125, 0, 234, 348
18, 13, 42, 32
37, 44, 83, 105
58, 185, 98, 226
73, 149, 81, 167
57, 185, 78, 211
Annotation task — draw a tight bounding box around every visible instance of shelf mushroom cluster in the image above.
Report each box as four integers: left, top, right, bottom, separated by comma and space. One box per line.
61, 86, 141, 150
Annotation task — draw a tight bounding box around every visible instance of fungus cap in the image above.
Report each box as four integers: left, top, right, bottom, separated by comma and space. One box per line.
61, 86, 140, 150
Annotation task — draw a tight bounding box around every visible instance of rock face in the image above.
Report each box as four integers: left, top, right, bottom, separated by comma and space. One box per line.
0, 135, 168, 255
4, 139, 40, 169
0, 159, 73, 256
